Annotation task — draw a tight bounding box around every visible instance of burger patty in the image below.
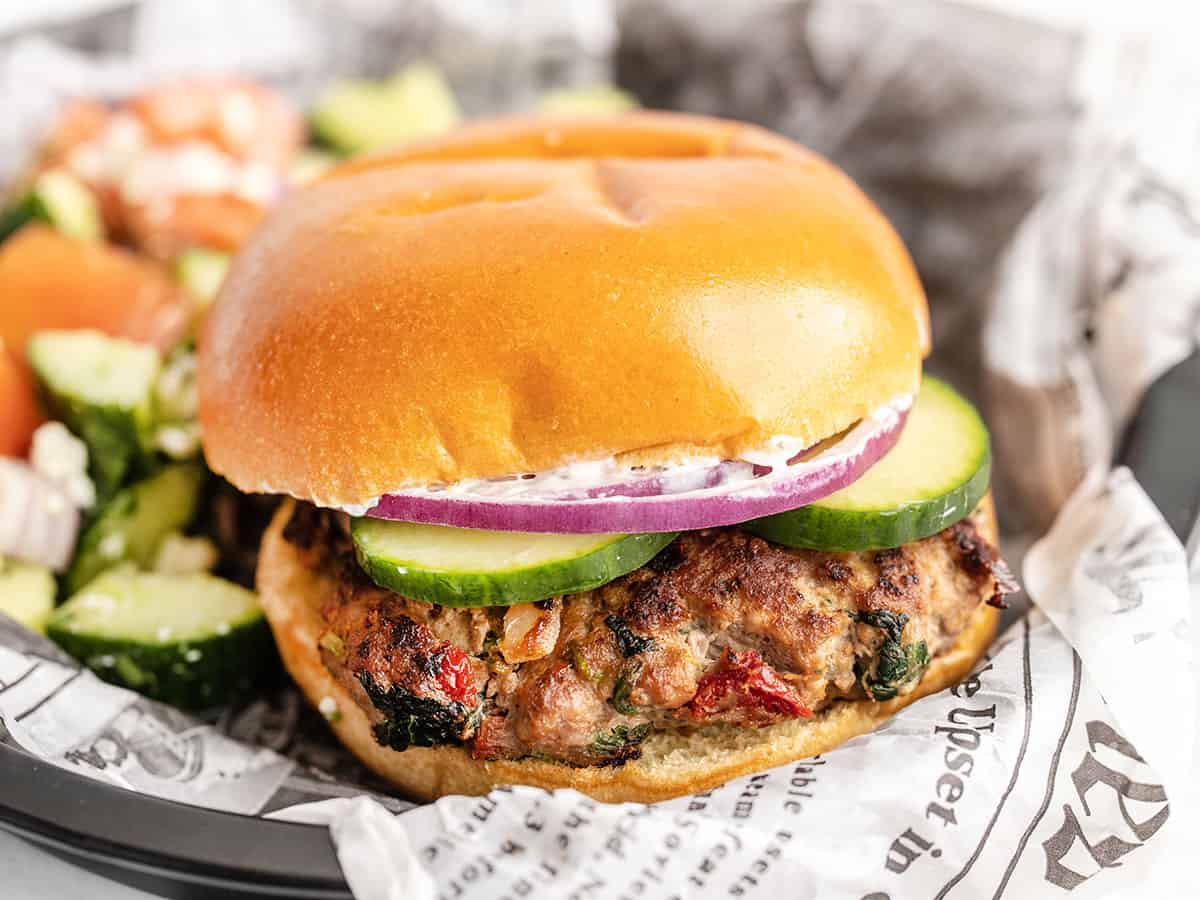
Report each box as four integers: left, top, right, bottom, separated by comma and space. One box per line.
284, 504, 1014, 767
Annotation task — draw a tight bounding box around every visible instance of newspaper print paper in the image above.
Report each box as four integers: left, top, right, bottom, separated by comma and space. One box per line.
0, 0, 1196, 897
271, 469, 1193, 900
0, 616, 414, 816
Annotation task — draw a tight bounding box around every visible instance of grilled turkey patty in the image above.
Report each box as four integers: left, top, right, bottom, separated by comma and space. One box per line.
283, 504, 1013, 766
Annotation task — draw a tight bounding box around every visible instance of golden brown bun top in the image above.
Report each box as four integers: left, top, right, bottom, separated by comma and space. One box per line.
199, 112, 929, 507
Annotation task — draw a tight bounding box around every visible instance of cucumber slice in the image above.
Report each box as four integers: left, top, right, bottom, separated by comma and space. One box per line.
310, 63, 461, 155
67, 464, 204, 595
0, 203, 29, 244
27, 170, 104, 240
174, 248, 229, 309
28, 329, 161, 501
0, 170, 103, 243
351, 520, 678, 607
48, 568, 269, 709
0, 558, 56, 633
743, 377, 990, 551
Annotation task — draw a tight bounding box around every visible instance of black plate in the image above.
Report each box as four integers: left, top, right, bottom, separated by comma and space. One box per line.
0, 742, 350, 899
1, 353, 1196, 899
1117, 350, 1200, 542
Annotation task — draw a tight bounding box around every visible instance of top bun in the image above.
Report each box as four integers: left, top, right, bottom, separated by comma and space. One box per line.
198, 112, 929, 509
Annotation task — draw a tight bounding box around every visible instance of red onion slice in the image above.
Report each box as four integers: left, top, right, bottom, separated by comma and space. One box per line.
0, 458, 81, 572
366, 396, 911, 533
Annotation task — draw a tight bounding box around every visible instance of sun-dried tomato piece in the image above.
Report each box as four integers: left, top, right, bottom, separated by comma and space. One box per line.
435, 644, 477, 706
686, 650, 811, 725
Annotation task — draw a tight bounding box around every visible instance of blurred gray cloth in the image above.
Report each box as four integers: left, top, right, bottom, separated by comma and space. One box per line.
618, 0, 1200, 534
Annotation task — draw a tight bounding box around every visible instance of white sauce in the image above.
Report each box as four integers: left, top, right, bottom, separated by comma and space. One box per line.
337, 393, 914, 516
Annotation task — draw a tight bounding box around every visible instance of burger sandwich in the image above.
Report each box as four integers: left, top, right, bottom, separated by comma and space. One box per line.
198, 112, 1015, 802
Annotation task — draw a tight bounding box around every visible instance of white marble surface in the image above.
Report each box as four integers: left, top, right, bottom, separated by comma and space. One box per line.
0, 830, 158, 900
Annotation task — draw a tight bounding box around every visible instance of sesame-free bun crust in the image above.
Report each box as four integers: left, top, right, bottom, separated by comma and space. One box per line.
201, 112, 930, 508
257, 496, 998, 804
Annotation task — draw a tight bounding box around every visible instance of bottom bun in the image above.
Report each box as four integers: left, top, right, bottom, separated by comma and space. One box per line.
258, 500, 1000, 804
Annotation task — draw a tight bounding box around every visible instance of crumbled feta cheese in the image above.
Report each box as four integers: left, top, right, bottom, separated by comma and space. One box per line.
30, 422, 95, 509
107, 114, 147, 158
318, 696, 341, 721
184, 648, 203, 663
219, 91, 260, 145
30, 422, 87, 480
156, 626, 173, 642
97, 533, 127, 560
155, 350, 198, 421
156, 423, 202, 460
77, 593, 116, 613
154, 349, 202, 458
234, 161, 279, 206
44, 492, 68, 516
67, 113, 146, 184
122, 141, 235, 205
153, 532, 219, 575
215, 621, 230, 636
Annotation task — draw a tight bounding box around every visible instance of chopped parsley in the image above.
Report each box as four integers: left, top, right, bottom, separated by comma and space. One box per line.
358, 672, 474, 750
605, 614, 655, 657
591, 722, 651, 760
609, 660, 644, 715
571, 645, 600, 682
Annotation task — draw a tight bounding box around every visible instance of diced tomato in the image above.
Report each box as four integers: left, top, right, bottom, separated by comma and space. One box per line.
36, 80, 299, 259
130, 78, 303, 168
435, 645, 477, 706
125, 192, 265, 259
0, 225, 191, 363
0, 346, 43, 457
42, 100, 112, 162
686, 650, 811, 724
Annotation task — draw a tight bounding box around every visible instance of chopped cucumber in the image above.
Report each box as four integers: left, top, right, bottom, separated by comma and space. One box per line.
174, 248, 229, 309
152, 345, 201, 461
0, 558, 56, 633
48, 568, 269, 709
153, 345, 197, 424
26, 170, 104, 240
67, 464, 204, 595
311, 63, 461, 155
0, 169, 103, 243
538, 85, 639, 115
0, 203, 29, 244
743, 376, 990, 551
28, 330, 161, 501
351, 520, 678, 607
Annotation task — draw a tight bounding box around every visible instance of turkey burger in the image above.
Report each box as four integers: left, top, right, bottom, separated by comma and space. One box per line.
198, 112, 1014, 802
